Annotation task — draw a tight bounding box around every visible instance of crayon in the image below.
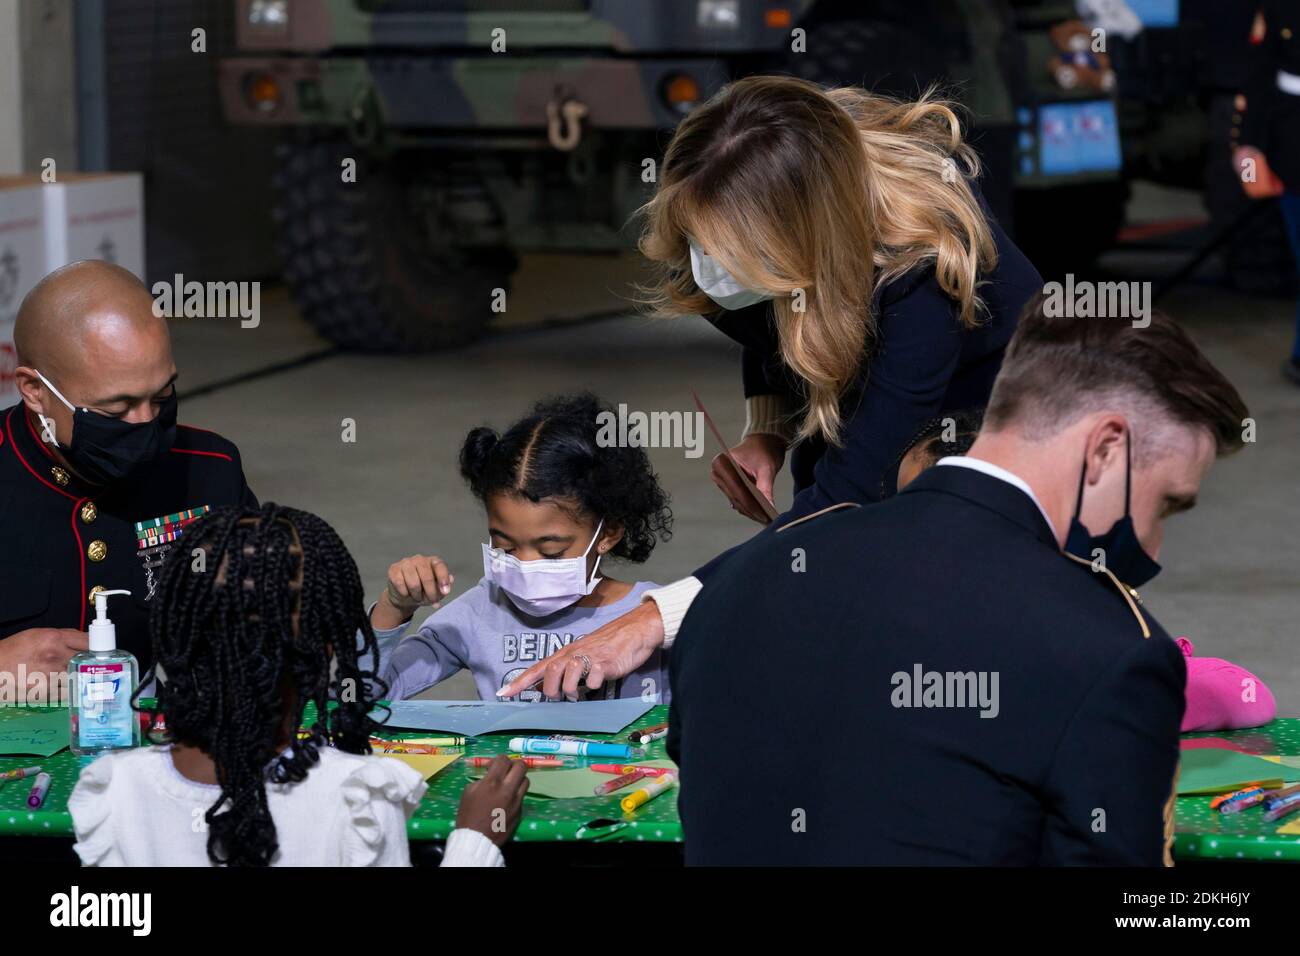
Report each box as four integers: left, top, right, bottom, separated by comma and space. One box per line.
620, 772, 677, 813
1219, 789, 1268, 814
1264, 795, 1300, 823
1263, 782, 1300, 805
595, 769, 648, 795
26, 772, 51, 809
370, 735, 465, 748
590, 763, 675, 777
0, 766, 42, 783
372, 744, 460, 755
629, 723, 668, 744
1211, 786, 1263, 810
466, 756, 566, 769
510, 737, 634, 759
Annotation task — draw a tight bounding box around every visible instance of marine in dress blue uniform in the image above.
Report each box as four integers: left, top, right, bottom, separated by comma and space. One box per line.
0, 403, 256, 669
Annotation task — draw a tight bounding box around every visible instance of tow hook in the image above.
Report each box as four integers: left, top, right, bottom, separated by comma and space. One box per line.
546, 96, 589, 152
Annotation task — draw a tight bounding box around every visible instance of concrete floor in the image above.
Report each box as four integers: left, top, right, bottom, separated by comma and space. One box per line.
169, 214, 1300, 710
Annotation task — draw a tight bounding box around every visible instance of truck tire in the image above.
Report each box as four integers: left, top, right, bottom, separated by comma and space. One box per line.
272, 140, 510, 351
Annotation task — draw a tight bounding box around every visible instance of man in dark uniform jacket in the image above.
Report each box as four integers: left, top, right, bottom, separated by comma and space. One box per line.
0, 260, 255, 692
668, 297, 1249, 865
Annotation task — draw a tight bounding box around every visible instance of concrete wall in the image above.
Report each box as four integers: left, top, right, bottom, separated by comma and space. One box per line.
0, 1, 23, 174
19, 0, 79, 174
0, 0, 79, 176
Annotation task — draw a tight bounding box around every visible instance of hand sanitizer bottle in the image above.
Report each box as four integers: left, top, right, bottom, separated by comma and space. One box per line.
69, 589, 141, 755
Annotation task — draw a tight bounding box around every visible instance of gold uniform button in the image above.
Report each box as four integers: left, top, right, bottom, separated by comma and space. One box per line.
51, 466, 69, 486
80, 501, 98, 523
87, 540, 108, 562
88, 585, 106, 605
1283, 27, 1293, 40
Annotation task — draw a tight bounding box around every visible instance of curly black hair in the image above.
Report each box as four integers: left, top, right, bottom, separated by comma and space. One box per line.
134, 502, 386, 867
459, 393, 673, 562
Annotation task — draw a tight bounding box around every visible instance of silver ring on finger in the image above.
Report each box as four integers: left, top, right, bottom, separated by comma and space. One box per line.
577, 654, 592, 679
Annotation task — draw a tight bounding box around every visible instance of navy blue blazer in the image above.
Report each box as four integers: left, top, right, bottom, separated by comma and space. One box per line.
668, 464, 1185, 865
697, 203, 1041, 582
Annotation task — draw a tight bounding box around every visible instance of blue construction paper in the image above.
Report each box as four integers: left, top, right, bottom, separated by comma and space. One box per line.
372, 698, 654, 736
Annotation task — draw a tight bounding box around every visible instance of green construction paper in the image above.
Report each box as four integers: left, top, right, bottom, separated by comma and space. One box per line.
468, 759, 677, 799
1178, 747, 1293, 796
0, 708, 70, 757
522, 761, 677, 800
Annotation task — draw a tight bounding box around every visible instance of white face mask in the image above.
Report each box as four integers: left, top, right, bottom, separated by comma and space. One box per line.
689, 241, 774, 311
482, 520, 604, 618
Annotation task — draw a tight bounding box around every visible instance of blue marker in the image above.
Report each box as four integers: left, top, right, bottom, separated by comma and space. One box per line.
509, 737, 634, 759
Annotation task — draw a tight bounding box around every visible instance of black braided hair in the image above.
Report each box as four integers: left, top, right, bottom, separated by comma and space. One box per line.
134, 502, 386, 866
458, 393, 673, 562
881, 407, 986, 497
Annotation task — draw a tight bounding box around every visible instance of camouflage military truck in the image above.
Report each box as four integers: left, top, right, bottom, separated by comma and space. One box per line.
219, 0, 1129, 351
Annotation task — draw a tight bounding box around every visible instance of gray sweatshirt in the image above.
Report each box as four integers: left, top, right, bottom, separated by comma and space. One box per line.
370, 579, 671, 704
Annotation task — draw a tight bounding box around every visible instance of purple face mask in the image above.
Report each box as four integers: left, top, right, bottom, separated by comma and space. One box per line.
482, 520, 604, 618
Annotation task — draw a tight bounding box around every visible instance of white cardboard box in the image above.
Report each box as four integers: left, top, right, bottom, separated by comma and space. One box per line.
0, 173, 146, 406
42, 173, 146, 281
0, 181, 46, 405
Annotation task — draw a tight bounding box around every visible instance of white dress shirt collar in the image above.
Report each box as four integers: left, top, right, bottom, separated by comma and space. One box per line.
935, 456, 1059, 540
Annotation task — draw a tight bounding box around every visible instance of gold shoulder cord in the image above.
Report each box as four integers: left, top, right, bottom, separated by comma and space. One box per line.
1162, 765, 1179, 867
1060, 551, 1151, 639
1062, 552, 1172, 862
1066, 548, 1180, 863
774, 501, 861, 533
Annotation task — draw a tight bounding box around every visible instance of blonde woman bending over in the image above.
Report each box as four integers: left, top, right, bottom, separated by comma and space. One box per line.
501, 75, 1044, 701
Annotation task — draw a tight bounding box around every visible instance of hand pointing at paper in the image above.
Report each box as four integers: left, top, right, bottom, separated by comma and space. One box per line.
497, 600, 667, 700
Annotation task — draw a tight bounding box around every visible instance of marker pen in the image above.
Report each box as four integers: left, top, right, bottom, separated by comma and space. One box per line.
26, 772, 52, 809
620, 772, 677, 813
509, 737, 634, 759
595, 769, 648, 795
0, 766, 42, 783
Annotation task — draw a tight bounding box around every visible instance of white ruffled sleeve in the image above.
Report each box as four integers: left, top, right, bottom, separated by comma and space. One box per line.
68, 755, 120, 867
442, 827, 505, 867
339, 757, 428, 867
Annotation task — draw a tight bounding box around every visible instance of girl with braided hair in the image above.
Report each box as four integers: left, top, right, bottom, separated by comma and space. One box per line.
68, 502, 526, 866
369, 393, 674, 703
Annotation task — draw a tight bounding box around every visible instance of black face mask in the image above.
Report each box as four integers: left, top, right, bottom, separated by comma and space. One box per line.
38, 371, 178, 486
1063, 433, 1162, 588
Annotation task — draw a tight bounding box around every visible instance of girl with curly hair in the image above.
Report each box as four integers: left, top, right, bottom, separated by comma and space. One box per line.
368, 393, 674, 703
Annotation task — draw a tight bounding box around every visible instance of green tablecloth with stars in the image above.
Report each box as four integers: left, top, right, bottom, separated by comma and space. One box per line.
1174, 721, 1300, 862
0, 704, 680, 846
8, 705, 1300, 859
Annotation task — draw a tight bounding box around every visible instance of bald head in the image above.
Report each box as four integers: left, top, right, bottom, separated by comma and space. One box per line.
15, 260, 167, 377
13, 260, 177, 442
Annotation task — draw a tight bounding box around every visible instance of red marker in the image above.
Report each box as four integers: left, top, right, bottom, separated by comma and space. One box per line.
590, 763, 674, 777
595, 769, 648, 795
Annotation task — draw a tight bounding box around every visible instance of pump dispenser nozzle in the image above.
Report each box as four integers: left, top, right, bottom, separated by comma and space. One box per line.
88, 589, 131, 652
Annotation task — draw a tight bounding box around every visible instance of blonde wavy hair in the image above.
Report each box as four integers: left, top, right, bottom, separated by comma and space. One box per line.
638, 75, 998, 445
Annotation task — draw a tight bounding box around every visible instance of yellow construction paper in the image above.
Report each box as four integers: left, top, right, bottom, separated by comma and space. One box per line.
376, 752, 460, 780
1277, 816, 1300, 835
